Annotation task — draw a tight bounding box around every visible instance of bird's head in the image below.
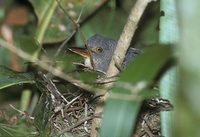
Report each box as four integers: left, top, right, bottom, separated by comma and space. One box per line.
69, 34, 117, 73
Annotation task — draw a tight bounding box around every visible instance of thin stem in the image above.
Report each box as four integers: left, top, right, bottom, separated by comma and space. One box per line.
0, 38, 105, 94
34, 0, 58, 59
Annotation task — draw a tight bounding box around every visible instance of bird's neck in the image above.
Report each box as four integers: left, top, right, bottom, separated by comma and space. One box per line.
84, 57, 93, 69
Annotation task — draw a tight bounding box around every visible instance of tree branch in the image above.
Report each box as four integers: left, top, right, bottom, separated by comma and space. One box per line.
91, 0, 157, 136
106, 0, 156, 86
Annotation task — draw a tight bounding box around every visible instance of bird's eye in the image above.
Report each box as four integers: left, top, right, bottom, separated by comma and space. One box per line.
96, 47, 103, 53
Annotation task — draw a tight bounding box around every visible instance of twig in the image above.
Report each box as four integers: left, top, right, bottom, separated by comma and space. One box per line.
40, 72, 69, 104
54, 30, 76, 58
9, 104, 26, 115
106, 0, 156, 85
46, 0, 80, 80
54, 0, 110, 74
91, 0, 157, 136
54, 94, 82, 114
54, 0, 83, 58
57, 114, 101, 136
84, 103, 89, 132
0, 38, 105, 94
9, 104, 34, 120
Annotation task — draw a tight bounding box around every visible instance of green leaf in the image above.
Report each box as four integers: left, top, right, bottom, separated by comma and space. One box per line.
0, 47, 11, 67
0, 66, 35, 90
133, 1, 160, 47
29, 0, 107, 44
15, 36, 39, 56
78, 71, 99, 83
100, 46, 173, 137
77, 9, 128, 43
120, 45, 172, 83
29, 0, 52, 23
100, 99, 141, 137
55, 52, 84, 72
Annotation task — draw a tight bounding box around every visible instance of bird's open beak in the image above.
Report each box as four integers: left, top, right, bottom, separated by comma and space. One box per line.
68, 47, 90, 58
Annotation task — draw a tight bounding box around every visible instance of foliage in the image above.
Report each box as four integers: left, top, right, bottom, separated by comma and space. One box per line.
100, 45, 172, 137
0, 0, 198, 137
0, 66, 35, 90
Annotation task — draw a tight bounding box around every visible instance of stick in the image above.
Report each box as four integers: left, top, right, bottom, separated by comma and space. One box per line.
0, 38, 105, 94
91, 0, 157, 136
106, 0, 156, 86
57, 114, 101, 136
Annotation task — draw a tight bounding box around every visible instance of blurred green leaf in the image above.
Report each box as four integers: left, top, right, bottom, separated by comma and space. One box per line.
28, 0, 53, 23
120, 45, 172, 84
0, 48, 11, 67
77, 0, 160, 48
139, 89, 159, 99
77, 9, 128, 43
0, 66, 35, 90
55, 51, 100, 83
133, 1, 160, 47
55, 52, 83, 72
29, 0, 107, 43
101, 45, 172, 136
15, 36, 39, 56
76, 0, 137, 42
78, 71, 99, 83
100, 98, 141, 137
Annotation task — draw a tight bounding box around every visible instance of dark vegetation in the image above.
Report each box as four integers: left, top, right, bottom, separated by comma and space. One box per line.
0, 0, 199, 137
